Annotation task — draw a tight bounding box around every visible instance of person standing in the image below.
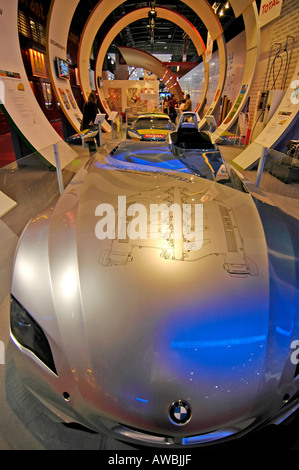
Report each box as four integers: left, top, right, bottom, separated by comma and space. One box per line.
182, 93, 192, 111
168, 94, 177, 123
81, 91, 99, 130
81, 91, 100, 154
163, 96, 169, 114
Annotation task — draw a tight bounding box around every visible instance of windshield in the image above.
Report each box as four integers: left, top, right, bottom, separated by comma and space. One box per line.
95, 141, 248, 194
134, 117, 172, 129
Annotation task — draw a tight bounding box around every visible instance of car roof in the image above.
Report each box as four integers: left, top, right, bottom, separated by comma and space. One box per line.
137, 113, 170, 119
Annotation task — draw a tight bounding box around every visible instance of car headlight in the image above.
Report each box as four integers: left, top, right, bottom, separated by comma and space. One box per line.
127, 129, 142, 139
10, 295, 57, 375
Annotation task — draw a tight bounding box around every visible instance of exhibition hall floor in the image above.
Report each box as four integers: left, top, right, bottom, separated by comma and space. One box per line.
0, 136, 299, 450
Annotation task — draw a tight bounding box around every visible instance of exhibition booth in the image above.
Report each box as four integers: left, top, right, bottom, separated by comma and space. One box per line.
1, 1, 298, 171
0, 0, 299, 451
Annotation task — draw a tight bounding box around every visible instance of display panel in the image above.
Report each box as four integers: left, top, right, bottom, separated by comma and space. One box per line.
0, 0, 76, 168
56, 57, 70, 80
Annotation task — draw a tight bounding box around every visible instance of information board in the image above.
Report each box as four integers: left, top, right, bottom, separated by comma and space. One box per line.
0, 0, 76, 168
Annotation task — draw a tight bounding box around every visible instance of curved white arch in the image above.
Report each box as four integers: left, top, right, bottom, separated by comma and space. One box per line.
78, 0, 226, 119
0, 0, 76, 168
212, 1, 260, 138
46, 0, 82, 133
47, 0, 259, 137
93, 7, 213, 117
46, 0, 221, 134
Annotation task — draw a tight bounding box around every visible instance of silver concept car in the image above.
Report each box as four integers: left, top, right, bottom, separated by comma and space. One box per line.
10, 119, 299, 447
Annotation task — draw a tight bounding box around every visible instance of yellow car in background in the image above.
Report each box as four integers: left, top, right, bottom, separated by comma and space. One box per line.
126, 113, 175, 141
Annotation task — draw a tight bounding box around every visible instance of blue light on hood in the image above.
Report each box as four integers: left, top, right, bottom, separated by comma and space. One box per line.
171, 335, 266, 349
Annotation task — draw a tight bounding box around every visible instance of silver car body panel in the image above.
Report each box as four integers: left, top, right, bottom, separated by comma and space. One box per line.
10, 140, 299, 446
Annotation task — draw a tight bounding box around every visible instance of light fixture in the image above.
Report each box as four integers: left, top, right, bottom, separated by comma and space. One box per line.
148, 2, 157, 43
225, 2, 230, 8
148, 9, 157, 20
212, 2, 221, 13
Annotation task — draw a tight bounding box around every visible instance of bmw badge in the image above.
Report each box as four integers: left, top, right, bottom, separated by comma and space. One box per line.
169, 400, 192, 425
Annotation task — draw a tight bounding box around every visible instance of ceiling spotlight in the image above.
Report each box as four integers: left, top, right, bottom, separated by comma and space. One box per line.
225, 2, 230, 8
148, 9, 157, 20
219, 8, 224, 16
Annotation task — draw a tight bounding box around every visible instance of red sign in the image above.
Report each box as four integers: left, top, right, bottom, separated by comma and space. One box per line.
143, 134, 165, 139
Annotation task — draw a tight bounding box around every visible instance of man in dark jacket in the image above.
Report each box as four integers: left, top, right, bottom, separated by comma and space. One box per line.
81, 91, 99, 130
81, 91, 100, 154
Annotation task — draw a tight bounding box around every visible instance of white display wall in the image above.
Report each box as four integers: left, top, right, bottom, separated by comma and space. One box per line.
247, 0, 299, 128
180, 0, 299, 137
234, 0, 299, 169
179, 31, 247, 117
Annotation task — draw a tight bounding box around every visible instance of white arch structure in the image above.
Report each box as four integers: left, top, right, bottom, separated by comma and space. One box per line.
0, 0, 76, 168
93, 6, 216, 118
77, 0, 227, 125
46, 0, 82, 133
46, 0, 260, 137
212, 0, 260, 139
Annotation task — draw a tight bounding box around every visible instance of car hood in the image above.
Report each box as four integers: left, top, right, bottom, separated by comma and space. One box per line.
11, 156, 296, 437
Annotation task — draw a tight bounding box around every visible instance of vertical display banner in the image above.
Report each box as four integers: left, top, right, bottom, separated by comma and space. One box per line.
205, 32, 213, 63
46, 0, 82, 133
212, 1, 260, 139
258, 0, 283, 28
0, 0, 76, 168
